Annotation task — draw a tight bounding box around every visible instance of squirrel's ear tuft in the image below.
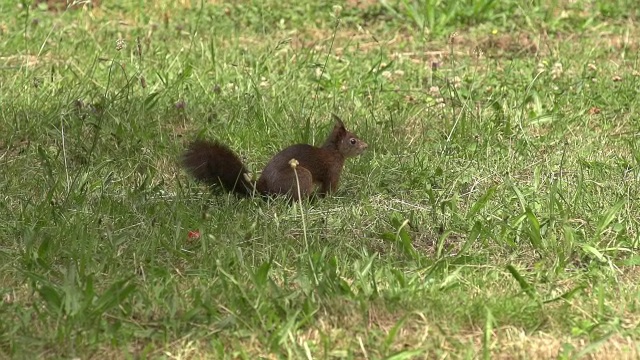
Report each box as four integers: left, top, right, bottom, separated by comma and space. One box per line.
331, 113, 345, 128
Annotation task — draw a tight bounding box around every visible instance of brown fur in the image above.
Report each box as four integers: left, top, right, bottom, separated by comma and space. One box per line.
182, 115, 367, 201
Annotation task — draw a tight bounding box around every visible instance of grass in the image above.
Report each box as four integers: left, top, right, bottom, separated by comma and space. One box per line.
1, 0, 639, 358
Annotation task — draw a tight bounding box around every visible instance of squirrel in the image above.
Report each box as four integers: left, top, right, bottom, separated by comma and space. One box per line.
182, 114, 368, 201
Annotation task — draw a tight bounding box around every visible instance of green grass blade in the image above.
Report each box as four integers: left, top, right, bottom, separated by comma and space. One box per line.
506, 265, 537, 301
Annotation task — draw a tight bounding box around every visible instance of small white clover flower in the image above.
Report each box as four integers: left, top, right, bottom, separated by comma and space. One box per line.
116, 38, 126, 51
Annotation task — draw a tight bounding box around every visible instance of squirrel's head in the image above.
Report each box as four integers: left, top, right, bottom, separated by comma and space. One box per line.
331, 114, 368, 158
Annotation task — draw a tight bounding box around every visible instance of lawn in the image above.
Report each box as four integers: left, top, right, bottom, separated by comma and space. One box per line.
1, 0, 639, 358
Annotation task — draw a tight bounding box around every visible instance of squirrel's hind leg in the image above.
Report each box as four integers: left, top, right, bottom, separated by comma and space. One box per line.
289, 166, 313, 201
258, 166, 314, 201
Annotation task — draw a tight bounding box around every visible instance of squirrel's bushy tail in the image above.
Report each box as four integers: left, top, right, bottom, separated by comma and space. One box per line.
182, 140, 253, 196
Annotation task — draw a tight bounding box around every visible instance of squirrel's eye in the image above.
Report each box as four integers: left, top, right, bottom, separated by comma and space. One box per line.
349, 138, 357, 145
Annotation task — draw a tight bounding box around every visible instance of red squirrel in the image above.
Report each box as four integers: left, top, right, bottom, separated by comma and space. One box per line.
182, 114, 368, 201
